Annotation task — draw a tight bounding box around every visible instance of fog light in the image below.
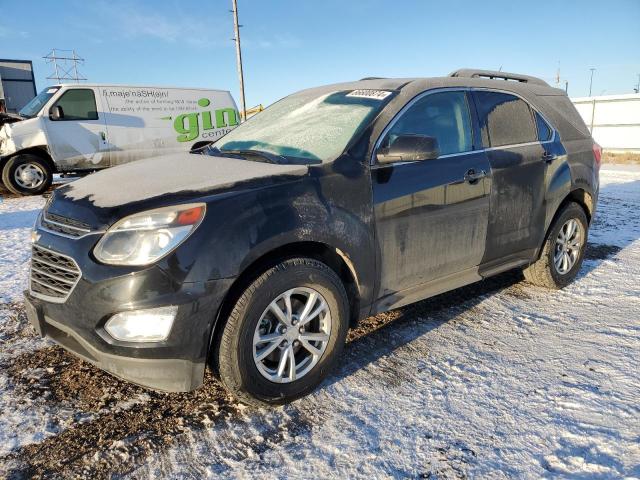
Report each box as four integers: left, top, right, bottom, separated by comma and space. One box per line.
105, 306, 177, 342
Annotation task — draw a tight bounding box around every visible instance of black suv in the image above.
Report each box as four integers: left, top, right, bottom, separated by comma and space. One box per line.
25, 69, 600, 405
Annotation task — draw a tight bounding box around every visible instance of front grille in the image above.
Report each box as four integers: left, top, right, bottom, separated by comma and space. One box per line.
41, 212, 92, 238
30, 245, 81, 302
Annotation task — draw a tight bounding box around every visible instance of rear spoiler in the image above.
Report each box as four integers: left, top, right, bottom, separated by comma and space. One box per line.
449, 69, 549, 87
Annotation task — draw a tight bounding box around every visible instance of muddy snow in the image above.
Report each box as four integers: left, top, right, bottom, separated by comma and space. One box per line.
0, 167, 638, 479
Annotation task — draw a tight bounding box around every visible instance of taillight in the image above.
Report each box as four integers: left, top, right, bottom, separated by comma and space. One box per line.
592, 142, 602, 170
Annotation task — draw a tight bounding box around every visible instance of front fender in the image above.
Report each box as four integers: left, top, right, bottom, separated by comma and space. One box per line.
166, 172, 376, 310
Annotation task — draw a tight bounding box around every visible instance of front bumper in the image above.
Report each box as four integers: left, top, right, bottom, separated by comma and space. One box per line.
25, 231, 233, 392
25, 294, 206, 391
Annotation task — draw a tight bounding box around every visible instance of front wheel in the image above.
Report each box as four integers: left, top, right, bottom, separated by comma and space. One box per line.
214, 258, 349, 406
523, 202, 589, 289
1, 154, 53, 196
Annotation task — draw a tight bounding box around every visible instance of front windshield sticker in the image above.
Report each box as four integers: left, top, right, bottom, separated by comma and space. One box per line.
346, 89, 392, 100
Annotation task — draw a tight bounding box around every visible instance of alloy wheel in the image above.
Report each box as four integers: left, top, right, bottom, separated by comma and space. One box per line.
252, 287, 331, 383
554, 218, 583, 275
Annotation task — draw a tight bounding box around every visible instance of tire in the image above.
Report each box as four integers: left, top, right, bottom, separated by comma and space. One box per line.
1, 154, 53, 196
215, 257, 349, 406
523, 202, 589, 289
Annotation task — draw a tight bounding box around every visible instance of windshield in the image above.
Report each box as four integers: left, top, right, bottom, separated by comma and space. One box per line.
215, 89, 392, 163
19, 87, 60, 118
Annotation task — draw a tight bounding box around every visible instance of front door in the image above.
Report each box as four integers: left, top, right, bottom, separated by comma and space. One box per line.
44, 88, 109, 170
372, 90, 491, 306
471, 90, 547, 267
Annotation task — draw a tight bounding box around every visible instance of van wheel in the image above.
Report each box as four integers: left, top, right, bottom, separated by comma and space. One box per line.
524, 202, 589, 289
214, 258, 349, 406
1, 154, 53, 196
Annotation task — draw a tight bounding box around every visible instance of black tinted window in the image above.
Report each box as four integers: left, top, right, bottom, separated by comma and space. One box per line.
53, 89, 98, 120
474, 91, 537, 147
535, 112, 552, 141
383, 91, 473, 156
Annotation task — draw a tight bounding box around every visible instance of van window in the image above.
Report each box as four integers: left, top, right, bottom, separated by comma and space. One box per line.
474, 91, 537, 147
382, 91, 473, 156
53, 89, 98, 121
535, 112, 552, 141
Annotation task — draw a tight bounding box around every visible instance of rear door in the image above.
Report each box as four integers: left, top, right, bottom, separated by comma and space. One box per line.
471, 90, 546, 268
372, 90, 491, 301
43, 87, 109, 170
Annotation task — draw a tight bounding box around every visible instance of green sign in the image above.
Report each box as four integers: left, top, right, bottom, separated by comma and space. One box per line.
167, 98, 239, 142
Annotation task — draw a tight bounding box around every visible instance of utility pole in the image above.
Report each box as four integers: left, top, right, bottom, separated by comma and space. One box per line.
635, 74, 640, 94
231, 0, 247, 122
588, 68, 596, 97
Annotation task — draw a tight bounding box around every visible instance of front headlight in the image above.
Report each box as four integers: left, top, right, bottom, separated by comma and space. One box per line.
94, 203, 206, 266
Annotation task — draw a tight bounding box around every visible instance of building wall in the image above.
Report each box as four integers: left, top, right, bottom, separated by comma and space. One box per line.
572, 94, 640, 152
0, 59, 37, 113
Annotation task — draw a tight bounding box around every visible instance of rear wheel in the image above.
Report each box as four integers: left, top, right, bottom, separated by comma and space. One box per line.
524, 202, 589, 289
215, 257, 349, 406
1, 154, 53, 196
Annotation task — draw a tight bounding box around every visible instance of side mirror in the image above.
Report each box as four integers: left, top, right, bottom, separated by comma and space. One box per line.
376, 134, 440, 164
49, 105, 64, 121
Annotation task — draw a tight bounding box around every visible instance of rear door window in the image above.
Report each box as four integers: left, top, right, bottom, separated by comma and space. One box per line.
382, 91, 473, 156
473, 91, 537, 147
53, 89, 98, 121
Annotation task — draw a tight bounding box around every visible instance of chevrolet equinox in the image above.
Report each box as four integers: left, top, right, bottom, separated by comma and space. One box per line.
25, 69, 600, 405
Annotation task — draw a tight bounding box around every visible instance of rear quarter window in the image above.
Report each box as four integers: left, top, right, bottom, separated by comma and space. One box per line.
474, 91, 537, 147
535, 112, 553, 141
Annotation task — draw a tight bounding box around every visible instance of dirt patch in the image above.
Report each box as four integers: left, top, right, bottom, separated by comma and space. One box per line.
584, 243, 621, 261
603, 151, 640, 165
3, 346, 146, 412
2, 370, 244, 479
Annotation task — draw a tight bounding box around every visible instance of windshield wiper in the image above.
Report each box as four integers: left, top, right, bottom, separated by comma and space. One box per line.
215, 147, 287, 164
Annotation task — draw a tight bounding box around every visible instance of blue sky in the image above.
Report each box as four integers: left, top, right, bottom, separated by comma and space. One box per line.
2, 0, 639, 106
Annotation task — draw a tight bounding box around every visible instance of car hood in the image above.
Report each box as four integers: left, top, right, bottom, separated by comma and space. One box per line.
52, 152, 308, 227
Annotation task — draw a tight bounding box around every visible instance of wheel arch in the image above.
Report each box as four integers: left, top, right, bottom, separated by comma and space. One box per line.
538, 187, 593, 259
208, 240, 361, 366
565, 188, 594, 224
2, 146, 56, 173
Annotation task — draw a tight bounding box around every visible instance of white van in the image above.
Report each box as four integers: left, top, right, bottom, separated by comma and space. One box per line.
0, 84, 238, 195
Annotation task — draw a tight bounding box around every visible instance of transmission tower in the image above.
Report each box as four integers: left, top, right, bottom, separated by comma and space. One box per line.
43, 49, 87, 84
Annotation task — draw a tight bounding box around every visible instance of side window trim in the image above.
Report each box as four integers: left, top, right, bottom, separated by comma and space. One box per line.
371, 87, 476, 167
371, 86, 558, 167
51, 88, 99, 122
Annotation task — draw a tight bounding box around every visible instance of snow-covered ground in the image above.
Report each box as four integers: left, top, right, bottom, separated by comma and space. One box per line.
0, 167, 638, 479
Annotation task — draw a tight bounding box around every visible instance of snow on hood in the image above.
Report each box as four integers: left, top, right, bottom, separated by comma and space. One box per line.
61, 152, 308, 208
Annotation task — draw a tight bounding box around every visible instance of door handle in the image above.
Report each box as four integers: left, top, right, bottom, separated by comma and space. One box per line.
542, 151, 556, 163
464, 169, 487, 183
99, 131, 106, 141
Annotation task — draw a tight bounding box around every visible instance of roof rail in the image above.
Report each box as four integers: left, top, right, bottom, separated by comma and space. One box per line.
359, 77, 386, 81
449, 69, 549, 86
